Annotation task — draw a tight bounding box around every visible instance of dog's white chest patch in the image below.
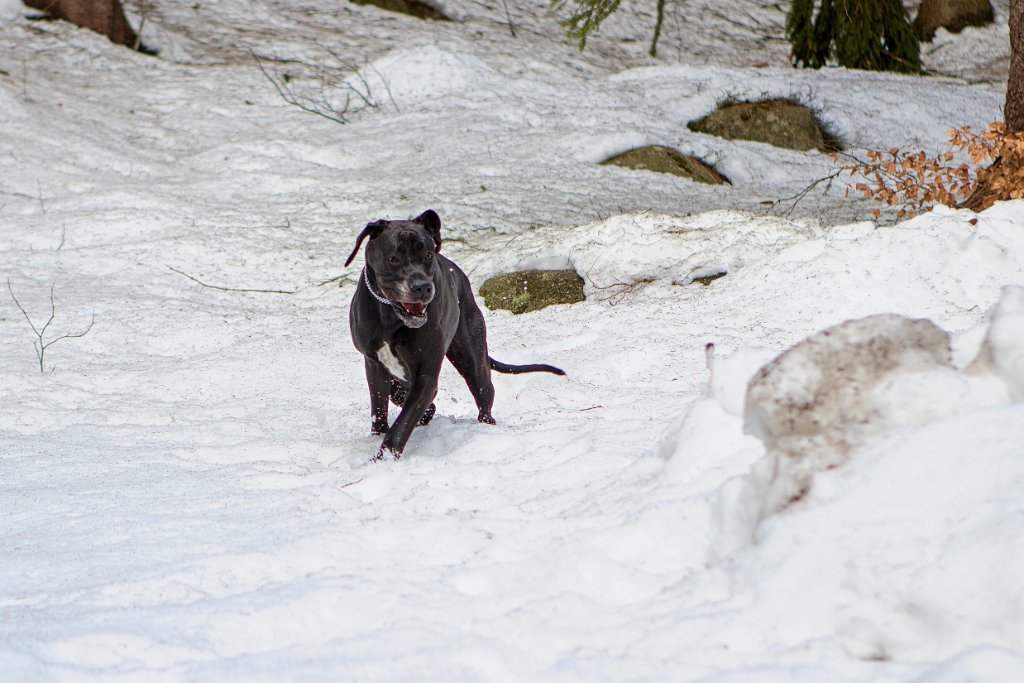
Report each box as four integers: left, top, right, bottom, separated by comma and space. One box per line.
377, 342, 407, 382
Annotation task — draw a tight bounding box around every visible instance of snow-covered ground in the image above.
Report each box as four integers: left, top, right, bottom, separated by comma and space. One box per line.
1, 0, 1022, 681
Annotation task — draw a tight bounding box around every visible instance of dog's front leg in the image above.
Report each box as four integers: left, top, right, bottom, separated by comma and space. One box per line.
378, 362, 441, 460
364, 357, 391, 438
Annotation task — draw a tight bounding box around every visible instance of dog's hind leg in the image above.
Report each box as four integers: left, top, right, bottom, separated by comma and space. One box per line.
446, 337, 496, 425
389, 379, 435, 425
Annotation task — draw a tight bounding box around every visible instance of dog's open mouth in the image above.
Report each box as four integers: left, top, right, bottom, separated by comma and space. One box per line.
400, 302, 426, 317
394, 301, 428, 328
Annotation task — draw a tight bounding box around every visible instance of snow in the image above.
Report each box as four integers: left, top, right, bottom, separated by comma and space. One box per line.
1, 0, 1023, 681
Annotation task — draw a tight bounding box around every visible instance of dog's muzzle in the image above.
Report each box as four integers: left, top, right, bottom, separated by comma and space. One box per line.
364, 267, 431, 329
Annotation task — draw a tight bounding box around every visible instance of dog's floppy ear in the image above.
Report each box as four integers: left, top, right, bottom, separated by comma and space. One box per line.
414, 209, 442, 253
344, 219, 389, 267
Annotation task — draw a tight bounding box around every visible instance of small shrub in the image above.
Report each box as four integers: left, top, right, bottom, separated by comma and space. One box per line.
842, 122, 1024, 219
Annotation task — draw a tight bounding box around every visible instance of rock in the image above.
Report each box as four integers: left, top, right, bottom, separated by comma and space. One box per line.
24, 0, 138, 49
692, 271, 727, 286
479, 269, 585, 314
743, 314, 952, 514
349, 0, 450, 21
602, 146, 729, 185
914, 0, 994, 41
688, 99, 840, 152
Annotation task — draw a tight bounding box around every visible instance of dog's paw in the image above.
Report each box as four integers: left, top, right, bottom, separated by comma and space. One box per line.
374, 445, 402, 462
419, 403, 436, 426
477, 412, 496, 425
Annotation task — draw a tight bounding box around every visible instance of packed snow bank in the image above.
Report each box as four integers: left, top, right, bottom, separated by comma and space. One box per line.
733, 285, 1024, 520
718, 402, 1024, 663
682, 283, 1024, 671
353, 46, 510, 108
743, 314, 957, 514
3, 197, 1024, 682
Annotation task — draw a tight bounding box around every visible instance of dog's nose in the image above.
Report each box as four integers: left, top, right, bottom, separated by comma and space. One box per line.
411, 281, 434, 301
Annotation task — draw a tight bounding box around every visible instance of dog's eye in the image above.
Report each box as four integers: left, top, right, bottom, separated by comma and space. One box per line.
388, 256, 400, 265
424, 252, 433, 261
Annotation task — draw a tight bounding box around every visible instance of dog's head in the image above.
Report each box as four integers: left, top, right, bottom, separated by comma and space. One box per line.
345, 210, 442, 328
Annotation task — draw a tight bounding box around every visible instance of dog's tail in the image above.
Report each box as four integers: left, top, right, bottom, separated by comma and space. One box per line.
488, 356, 566, 376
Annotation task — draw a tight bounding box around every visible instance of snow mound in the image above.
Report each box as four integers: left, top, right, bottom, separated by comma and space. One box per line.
356, 46, 508, 108
743, 314, 953, 513
705, 293, 1024, 664
704, 342, 778, 418
481, 210, 822, 290
741, 295, 1024, 518
729, 404, 1024, 664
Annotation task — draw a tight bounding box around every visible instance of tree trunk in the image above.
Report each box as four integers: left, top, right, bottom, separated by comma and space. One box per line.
962, 0, 1023, 211
25, 0, 138, 49
1008, 0, 1024, 134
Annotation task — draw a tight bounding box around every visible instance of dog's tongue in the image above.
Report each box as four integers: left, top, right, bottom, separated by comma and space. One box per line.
401, 302, 426, 316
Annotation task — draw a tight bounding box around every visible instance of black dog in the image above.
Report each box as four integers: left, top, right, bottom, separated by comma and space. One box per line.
345, 210, 565, 460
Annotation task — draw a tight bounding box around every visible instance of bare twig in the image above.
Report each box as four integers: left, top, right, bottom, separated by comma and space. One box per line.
7, 279, 95, 374
317, 273, 358, 287
761, 170, 842, 216
650, 0, 666, 56
500, 0, 517, 37
585, 274, 654, 305
168, 266, 297, 295
252, 46, 393, 125
132, 0, 151, 52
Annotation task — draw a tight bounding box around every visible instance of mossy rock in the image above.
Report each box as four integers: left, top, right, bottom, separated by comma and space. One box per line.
479, 269, 585, 314
689, 99, 841, 152
602, 146, 729, 185
349, 0, 450, 20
